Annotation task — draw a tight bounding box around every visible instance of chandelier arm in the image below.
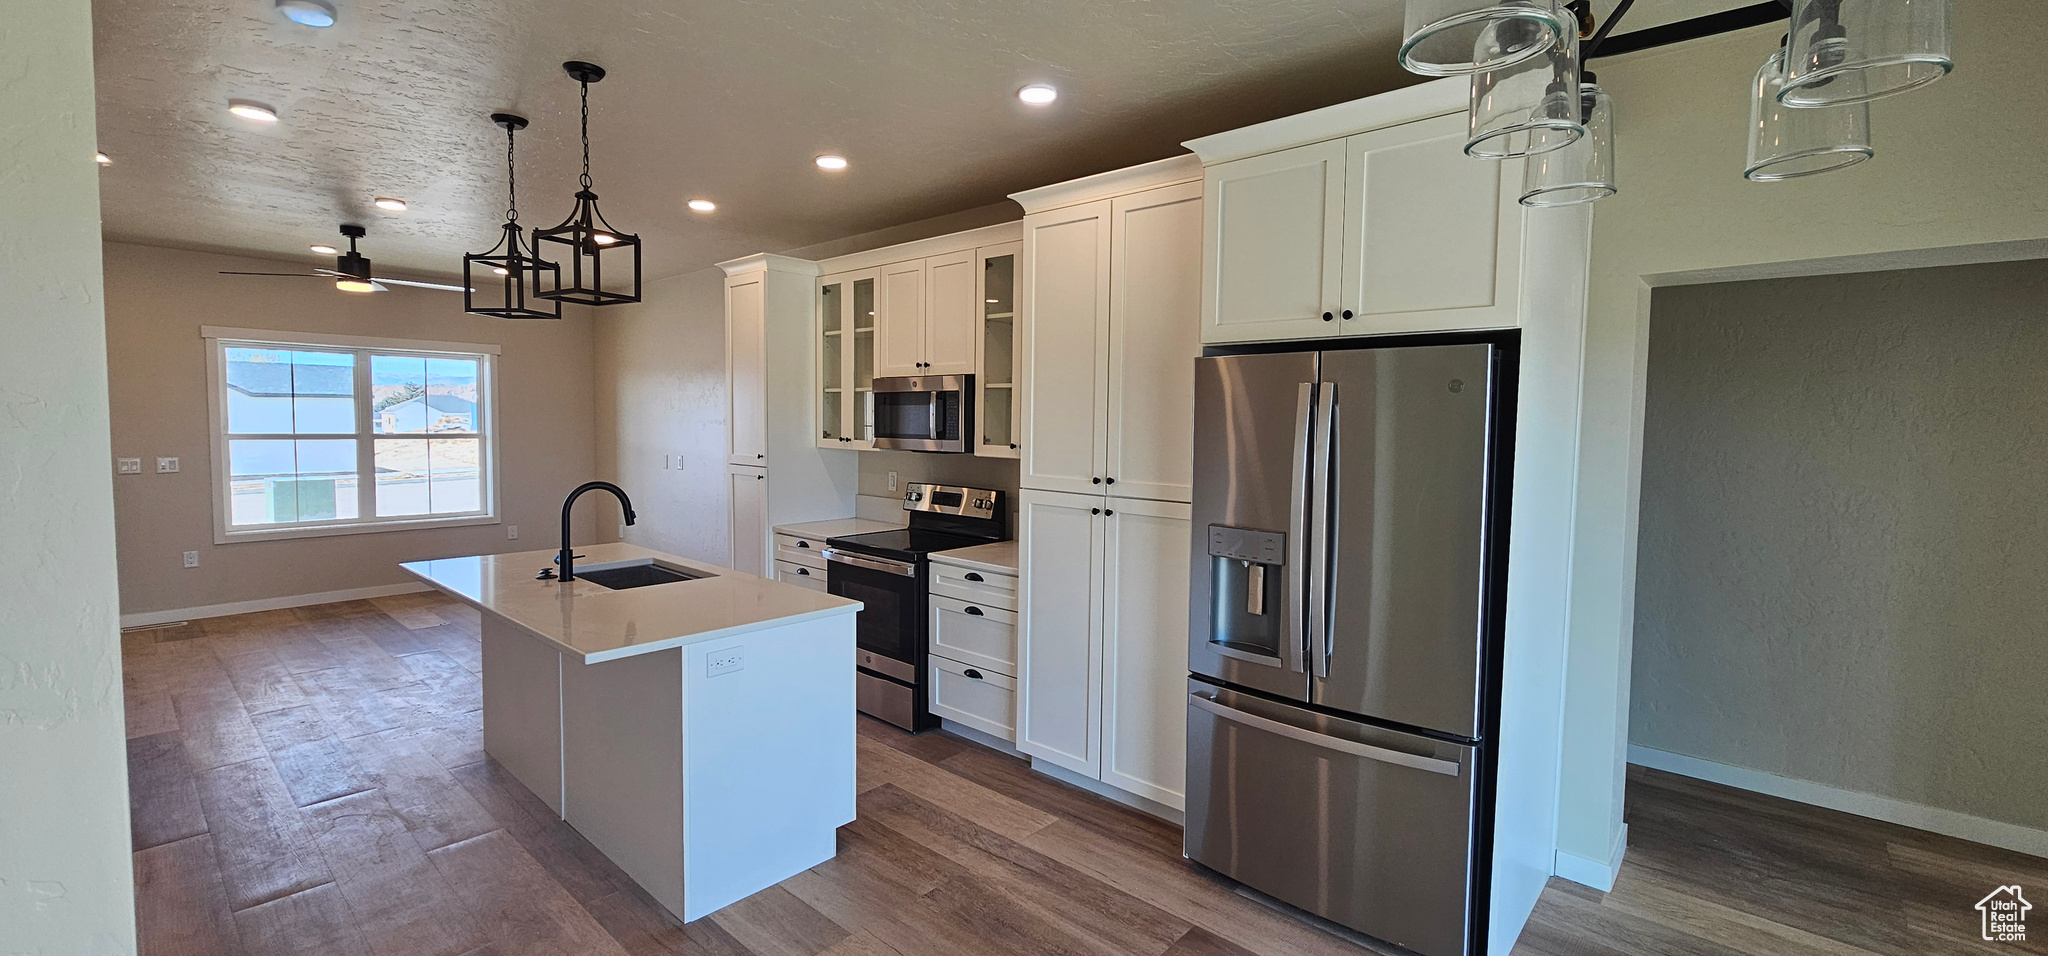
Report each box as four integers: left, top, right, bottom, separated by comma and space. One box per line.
1587, 1, 1790, 60
1583, 0, 1637, 58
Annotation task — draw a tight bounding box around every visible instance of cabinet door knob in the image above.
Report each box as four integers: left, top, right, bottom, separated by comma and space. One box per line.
1105, 477, 1116, 485
1091, 507, 1101, 515
1322, 311, 1334, 322
1342, 309, 1354, 320
1009, 443, 1018, 449
757, 454, 765, 459
964, 572, 983, 582
964, 606, 984, 617
1091, 477, 1102, 485
964, 668, 984, 680
1104, 509, 1115, 516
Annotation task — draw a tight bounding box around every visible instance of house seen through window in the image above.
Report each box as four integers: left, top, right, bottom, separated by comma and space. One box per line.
211, 332, 495, 539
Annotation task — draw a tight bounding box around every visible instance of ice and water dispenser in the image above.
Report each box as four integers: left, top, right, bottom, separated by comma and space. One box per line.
1204, 524, 1287, 660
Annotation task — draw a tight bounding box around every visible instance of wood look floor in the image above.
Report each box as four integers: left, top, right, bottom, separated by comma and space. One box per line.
124, 592, 2042, 956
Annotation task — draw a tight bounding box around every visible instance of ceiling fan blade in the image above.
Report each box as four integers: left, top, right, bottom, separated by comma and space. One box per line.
219, 271, 327, 278
372, 276, 470, 293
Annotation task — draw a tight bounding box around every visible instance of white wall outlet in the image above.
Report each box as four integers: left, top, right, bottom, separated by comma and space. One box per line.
706, 646, 744, 678
156, 456, 180, 474
507, 525, 519, 540
675, 453, 685, 470
182, 550, 199, 568
116, 458, 142, 475
887, 470, 898, 492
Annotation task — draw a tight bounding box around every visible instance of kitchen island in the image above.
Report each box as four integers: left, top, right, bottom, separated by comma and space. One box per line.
401, 542, 860, 922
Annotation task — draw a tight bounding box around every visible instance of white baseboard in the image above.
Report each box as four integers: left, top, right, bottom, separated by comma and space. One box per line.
1554, 824, 1627, 892
1629, 745, 2048, 860
119, 581, 429, 629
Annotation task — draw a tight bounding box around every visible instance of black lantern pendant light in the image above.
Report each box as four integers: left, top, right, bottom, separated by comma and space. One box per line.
533, 61, 641, 306
463, 113, 562, 319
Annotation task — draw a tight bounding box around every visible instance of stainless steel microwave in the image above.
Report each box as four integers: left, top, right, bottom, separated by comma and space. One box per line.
871, 375, 973, 453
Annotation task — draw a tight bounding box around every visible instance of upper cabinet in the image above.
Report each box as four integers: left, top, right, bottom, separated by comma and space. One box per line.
924, 250, 978, 376
816, 270, 877, 450
725, 270, 768, 465
874, 259, 927, 377
976, 242, 1022, 459
1188, 80, 1524, 345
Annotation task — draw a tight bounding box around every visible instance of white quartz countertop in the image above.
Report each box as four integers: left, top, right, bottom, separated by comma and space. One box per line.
401, 543, 860, 664
931, 540, 1018, 574
773, 517, 903, 539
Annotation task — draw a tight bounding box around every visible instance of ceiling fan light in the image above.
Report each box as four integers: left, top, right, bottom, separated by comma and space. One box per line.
310, 244, 338, 255
1747, 47, 1873, 181
1521, 80, 1617, 205
1399, 0, 1569, 76
1781, 0, 1952, 107
95, 152, 112, 166
1467, 26, 1583, 159
335, 278, 378, 293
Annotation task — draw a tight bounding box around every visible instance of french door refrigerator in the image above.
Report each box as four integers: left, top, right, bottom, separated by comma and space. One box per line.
1184, 339, 1512, 956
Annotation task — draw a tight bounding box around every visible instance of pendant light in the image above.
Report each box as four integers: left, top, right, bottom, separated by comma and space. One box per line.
1521, 74, 1616, 205
1747, 41, 1873, 181
1780, 0, 1952, 107
533, 61, 642, 307
463, 113, 562, 319
1400, 0, 1574, 76
1467, 26, 1582, 159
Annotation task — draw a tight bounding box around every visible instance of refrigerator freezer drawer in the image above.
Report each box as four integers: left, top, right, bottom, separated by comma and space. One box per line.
1183, 682, 1477, 956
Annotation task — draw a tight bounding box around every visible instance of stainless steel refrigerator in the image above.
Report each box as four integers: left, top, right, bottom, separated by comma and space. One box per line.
1184, 340, 1510, 956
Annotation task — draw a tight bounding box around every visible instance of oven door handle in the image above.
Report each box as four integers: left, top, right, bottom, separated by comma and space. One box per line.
822, 549, 917, 577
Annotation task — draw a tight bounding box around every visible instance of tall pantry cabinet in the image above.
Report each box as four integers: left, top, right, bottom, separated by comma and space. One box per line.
719, 254, 857, 575
1011, 157, 1203, 811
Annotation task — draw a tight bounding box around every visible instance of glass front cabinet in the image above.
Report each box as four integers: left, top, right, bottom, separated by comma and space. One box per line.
976, 241, 1021, 459
817, 270, 877, 450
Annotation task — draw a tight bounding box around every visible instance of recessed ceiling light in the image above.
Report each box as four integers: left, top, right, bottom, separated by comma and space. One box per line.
275, 0, 337, 27
1018, 84, 1058, 105
687, 199, 717, 212
228, 99, 279, 123
95, 152, 112, 166
372, 197, 408, 212
815, 154, 849, 171
310, 244, 338, 255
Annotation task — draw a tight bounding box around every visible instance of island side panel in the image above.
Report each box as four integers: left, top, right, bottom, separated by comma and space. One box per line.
561, 647, 687, 919
681, 612, 857, 921
480, 613, 565, 816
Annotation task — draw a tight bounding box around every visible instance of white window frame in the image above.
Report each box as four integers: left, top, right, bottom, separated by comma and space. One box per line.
203, 326, 503, 544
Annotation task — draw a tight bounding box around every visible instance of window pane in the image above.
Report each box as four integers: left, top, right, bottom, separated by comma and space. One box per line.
294, 439, 358, 521
228, 439, 294, 524
426, 358, 480, 433
291, 350, 356, 433
225, 347, 294, 433
373, 439, 430, 516
428, 439, 481, 513
371, 355, 429, 434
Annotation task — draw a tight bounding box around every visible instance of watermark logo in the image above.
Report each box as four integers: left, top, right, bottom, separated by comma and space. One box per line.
1977, 885, 2031, 942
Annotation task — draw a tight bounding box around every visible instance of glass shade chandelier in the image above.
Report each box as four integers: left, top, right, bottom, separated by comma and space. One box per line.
463, 113, 562, 319
1397, 0, 1952, 198
533, 61, 642, 307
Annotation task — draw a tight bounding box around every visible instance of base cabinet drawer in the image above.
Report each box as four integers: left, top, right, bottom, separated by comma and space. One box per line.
929, 656, 1015, 741
931, 563, 1018, 609
775, 534, 827, 570
774, 560, 826, 591
929, 596, 1017, 676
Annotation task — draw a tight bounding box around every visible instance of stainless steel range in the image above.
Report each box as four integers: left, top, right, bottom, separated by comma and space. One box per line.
825, 483, 1006, 732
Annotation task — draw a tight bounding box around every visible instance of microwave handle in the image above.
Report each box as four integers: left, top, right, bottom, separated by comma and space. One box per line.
929, 396, 940, 441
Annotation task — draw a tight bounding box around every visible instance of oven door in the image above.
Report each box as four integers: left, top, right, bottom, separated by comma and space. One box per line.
823, 549, 921, 682
871, 376, 971, 452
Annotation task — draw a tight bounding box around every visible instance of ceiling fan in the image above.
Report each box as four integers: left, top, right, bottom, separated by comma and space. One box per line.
220, 224, 469, 294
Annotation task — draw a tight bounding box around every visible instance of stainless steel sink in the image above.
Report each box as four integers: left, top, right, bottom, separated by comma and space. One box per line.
576, 559, 714, 591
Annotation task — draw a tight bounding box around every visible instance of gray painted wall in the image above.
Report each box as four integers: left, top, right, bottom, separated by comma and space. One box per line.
1631, 259, 2048, 830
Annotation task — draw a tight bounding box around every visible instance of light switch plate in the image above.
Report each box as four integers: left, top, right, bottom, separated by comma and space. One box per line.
887, 471, 898, 492
156, 457, 180, 474
706, 646, 744, 677
507, 525, 519, 540
116, 458, 142, 475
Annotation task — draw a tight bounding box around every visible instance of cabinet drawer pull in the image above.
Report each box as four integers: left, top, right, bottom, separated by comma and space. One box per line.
797, 541, 810, 548
963, 572, 983, 582
964, 668, 984, 680
964, 606, 984, 616
796, 567, 810, 576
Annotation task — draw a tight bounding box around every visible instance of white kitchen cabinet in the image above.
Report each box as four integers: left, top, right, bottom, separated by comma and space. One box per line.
874, 259, 928, 377
975, 242, 1022, 459
1015, 489, 1190, 809
815, 270, 877, 450
1014, 488, 1105, 777
727, 464, 767, 575
1106, 181, 1204, 504
1098, 497, 1190, 808
1339, 111, 1522, 335
1199, 139, 1347, 344
726, 272, 769, 465
923, 249, 978, 376
1018, 201, 1112, 497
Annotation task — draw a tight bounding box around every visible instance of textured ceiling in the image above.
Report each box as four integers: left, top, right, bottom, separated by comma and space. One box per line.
92, 0, 1744, 280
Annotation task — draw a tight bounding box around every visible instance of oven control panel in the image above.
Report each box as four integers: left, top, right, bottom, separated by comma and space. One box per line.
903, 482, 999, 519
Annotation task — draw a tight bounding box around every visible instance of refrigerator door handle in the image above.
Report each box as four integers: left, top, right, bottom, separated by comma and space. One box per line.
1188, 691, 1461, 776
1308, 382, 1336, 680
1286, 383, 1314, 674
